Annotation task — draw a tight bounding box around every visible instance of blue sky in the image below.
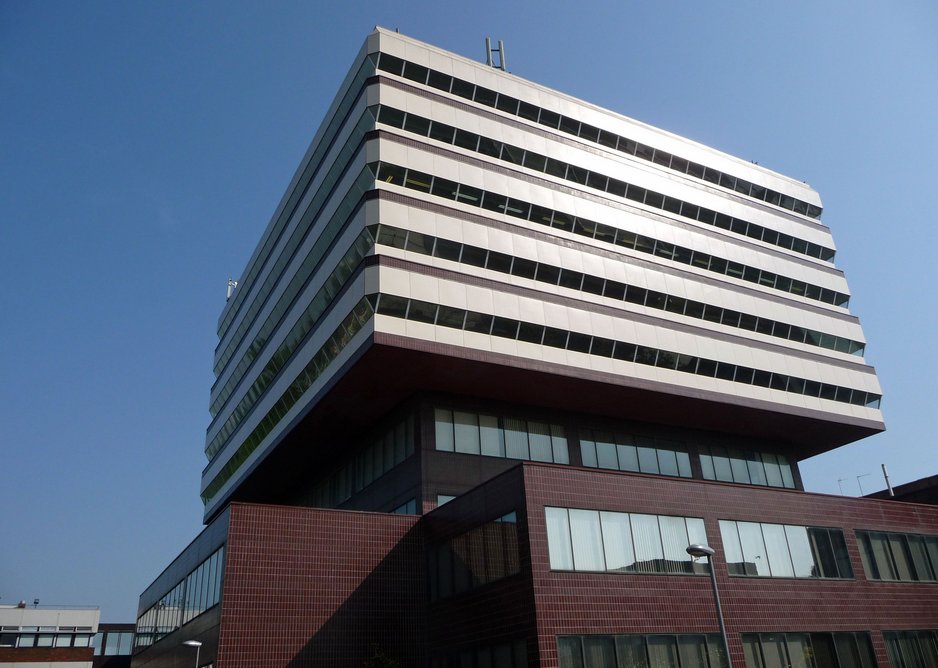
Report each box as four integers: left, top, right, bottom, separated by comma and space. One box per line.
1, 1, 936, 621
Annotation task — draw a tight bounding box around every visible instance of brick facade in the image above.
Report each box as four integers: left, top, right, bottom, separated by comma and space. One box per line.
217, 503, 425, 667
521, 464, 938, 667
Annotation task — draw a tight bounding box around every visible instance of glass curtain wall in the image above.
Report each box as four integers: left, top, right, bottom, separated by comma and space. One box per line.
719, 521, 852, 579
545, 507, 708, 575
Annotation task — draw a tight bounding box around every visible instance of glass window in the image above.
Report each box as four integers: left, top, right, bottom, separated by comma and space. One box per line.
453, 411, 481, 455
858, 529, 937, 582
570, 509, 605, 571
637, 444, 659, 474
759, 634, 788, 668
558, 636, 584, 668
738, 522, 771, 576
104, 632, 121, 655
529, 422, 554, 462
546, 507, 574, 569
678, 636, 710, 668
647, 636, 679, 667
584, 636, 617, 668
600, 511, 636, 571
435, 408, 454, 452
631, 514, 664, 572
617, 442, 639, 472
785, 526, 815, 578
595, 434, 618, 470
888, 534, 915, 580
762, 453, 785, 487
479, 414, 504, 457
730, 453, 751, 484
551, 425, 570, 465
908, 535, 936, 581
712, 449, 733, 481
809, 528, 839, 578
657, 448, 679, 477
659, 515, 692, 574
720, 520, 746, 575
762, 524, 794, 577
504, 418, 529, 459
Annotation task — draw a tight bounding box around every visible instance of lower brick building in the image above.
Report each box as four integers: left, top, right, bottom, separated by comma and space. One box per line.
130, 401, 938, 668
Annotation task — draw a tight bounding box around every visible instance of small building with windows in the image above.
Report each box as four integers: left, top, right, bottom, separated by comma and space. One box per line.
0, 602, 99, 666
130, 29, 938, 668
92, 623, 135, 668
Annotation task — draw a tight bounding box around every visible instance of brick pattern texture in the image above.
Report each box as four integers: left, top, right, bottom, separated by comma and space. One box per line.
521, 463, 938, 668
218, 502, 425, 668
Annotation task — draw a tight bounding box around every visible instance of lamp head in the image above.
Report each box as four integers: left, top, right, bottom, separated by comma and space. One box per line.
686, 544, 716, 558
183, 640, 203, 647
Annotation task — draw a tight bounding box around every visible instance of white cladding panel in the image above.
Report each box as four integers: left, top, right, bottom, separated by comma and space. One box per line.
203, 28, 882, 516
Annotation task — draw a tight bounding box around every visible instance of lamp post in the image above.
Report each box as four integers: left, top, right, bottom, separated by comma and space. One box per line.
686, 544, 733, 668
182, 640, 202, 668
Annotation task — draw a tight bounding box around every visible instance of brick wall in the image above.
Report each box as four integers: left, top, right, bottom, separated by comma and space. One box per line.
218, 502, 425, 668
521, 463, 938, 668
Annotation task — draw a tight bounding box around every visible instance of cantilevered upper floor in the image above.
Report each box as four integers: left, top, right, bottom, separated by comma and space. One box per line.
200, 29, 883, 521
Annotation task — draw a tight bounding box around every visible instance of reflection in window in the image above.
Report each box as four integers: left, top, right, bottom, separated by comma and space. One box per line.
546, 507, 708, 575
135, 545, 226, 648
430, 639, 527, 668
559, 634, 727, 668
309, 414, 416, 508
434, 408, 569, 464
699, 446, 796, 489
856, 530, 938, 582
375, 52, 823, 221
369, 290, 880, 411
202, 295, 377, 505
374, 160, 847, 306
429, 512, 519, 601
742, 632, 875, 668
884, 630, 938, 668
391, 498, 417, 514
217, 54, 377, 348
719, 521, 851, 579
580, 429, 691, 478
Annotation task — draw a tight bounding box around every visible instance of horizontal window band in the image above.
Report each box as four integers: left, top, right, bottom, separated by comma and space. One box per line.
205, 225, 376, 462
374, 222, 864, 357
856, 529, 938, 583
372, 160, 850, 307
370, 292, 881, 410
217, 55, 376, 342
208, 163, 374, 416
376, 103, 833, 262
213, 109, 376, 379
376, 52, 823, 221
202, 297, 376, 506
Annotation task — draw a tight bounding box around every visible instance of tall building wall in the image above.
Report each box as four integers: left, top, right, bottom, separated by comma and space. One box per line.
199, 28, 882, 522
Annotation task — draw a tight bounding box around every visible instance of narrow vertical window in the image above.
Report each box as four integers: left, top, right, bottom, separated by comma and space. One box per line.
546, 507, 574, 570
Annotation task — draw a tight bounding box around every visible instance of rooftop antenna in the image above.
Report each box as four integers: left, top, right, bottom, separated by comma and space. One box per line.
837, 478, 847, 495
226, 278, 238, 301
485, 37, 507, 71
856, 473, 871, 496
881, 464, 895, 497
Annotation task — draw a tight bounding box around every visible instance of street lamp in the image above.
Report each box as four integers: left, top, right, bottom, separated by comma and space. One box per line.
182, 640, 202, 668
686, 544, 733, 668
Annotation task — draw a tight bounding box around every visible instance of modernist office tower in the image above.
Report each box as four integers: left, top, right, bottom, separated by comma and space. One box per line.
133, 29, 938, 668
